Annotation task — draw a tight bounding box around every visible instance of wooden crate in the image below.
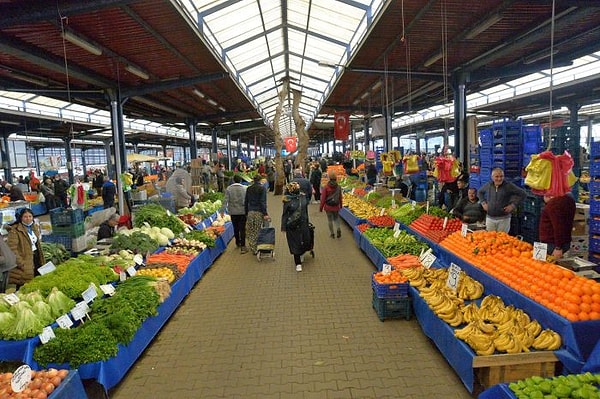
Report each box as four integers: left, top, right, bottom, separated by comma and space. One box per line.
473, 351, 558, 388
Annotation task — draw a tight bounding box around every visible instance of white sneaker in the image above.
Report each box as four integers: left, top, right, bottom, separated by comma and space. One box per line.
296, 264, 302, 272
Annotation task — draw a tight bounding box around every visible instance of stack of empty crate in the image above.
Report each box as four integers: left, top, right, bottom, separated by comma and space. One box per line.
522, 125, 543, 175
491, 120, 523, 183
371, 273, 411, 321
588, 141, 600, 264
46, 208, 87, 252
518, 192, 544, 244
469, 128, 493, 190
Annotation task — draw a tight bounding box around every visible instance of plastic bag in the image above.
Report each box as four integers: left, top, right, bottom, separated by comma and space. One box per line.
403, 155, 420, 174
525, 154, 552, 190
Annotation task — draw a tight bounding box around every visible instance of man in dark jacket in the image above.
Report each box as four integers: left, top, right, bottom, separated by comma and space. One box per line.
101, 176, 117, 209
53, 175, 69, 208
477, 168, 527, 233
538, 194, 576, 259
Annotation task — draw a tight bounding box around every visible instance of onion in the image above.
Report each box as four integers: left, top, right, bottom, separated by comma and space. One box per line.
34, 390, 48, 399
30, 378, 42, 390
46, 368, 58, 378
41, 382, 54, 394
50, 376, 62, 387
57, 369, 69, 380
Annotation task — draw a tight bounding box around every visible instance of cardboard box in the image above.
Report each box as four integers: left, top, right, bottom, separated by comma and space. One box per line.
572, 220, 588, 236
575, 203, 590, 221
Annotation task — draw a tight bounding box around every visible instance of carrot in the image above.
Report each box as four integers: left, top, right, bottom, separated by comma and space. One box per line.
146, 252, 194, 273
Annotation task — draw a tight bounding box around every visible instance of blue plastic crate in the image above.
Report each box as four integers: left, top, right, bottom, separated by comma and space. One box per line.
590, 200, 600, 216
493, 143, 521, 153
591, 141, 600, 157
590, 238, 600, 254
590, 217, 600, 234
520, 212, 539, 230
590, 161, 600, 177
480, 129, 493, 145
372, 291, 411, 321
50, 208, 84, 226
589, 181, 600, 196
42, 234, 72, 250
372, 273, 409, 298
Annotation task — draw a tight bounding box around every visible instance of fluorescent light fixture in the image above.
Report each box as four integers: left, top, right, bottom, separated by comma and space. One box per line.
126, 65, 150, 80
193, 89, 205, 98
218, 106, 226, 112
0, 120, 20, 126
9, 71, 48, 86
317, 61, 340, 68
61, 31, 102, 56
207, 98, 218, 106
465, 14, 503, 40
372, 80, 383, 91
360, 92, 370, 100
352, 99, 360, 106
523, 50, 559, 65
423, 52, 443, 67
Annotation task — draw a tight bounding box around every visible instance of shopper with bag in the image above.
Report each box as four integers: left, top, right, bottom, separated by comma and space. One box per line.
281, 182, 310, 272
320, 172, 343, 238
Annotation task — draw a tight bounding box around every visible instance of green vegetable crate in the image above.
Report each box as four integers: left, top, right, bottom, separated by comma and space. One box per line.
52, 221, 85, 237
50, 208, 84, 226
371, 291, 412, 321
42, 234, 72, 251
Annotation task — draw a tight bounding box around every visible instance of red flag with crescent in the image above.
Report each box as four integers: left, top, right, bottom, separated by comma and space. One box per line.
334, 111, 350, 141
285, 136, 297, 153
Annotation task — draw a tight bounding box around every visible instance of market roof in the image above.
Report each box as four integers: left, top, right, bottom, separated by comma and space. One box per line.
0, 0, 599, 146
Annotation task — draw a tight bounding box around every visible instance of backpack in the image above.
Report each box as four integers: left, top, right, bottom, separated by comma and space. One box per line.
325, 186, 340, 206
286, 197, 304, 230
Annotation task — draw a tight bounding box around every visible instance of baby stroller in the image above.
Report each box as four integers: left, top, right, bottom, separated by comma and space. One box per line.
256, 220, 276, 261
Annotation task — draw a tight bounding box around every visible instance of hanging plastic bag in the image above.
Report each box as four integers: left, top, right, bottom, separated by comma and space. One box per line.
433, 156, 455, 183
403, 155, 420, 174
525, 154, 552, 190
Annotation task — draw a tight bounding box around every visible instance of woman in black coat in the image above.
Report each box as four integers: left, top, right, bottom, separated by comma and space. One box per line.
281, 182, 311, 273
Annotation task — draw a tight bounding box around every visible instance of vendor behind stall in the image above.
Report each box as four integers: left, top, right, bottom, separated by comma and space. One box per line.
4, 183, 25, 202
97, 213, 120, 241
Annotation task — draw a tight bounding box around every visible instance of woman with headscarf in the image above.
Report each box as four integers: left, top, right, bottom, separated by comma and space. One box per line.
281, 181, 311, 272
173, 176, 192, 211
7, 208, 45, 287
320, 172, 343, 238
244, 175, 269, 254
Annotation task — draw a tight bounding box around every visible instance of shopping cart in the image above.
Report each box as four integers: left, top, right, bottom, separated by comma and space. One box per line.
256, 220, 275, 261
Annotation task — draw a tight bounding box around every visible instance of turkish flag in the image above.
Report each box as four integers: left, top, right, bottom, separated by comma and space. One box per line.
285, 136, 297, 153
334, 111, 350, 141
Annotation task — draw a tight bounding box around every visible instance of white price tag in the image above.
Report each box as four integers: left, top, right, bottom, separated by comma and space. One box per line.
166, 210, 172, 216
3, 293, 19, 306
133, 254, 144, 266
127, 266, 137, 276
82, 283, 98, 303
421, 252, 437, 269
351, 188, 355, 195
381, 264, 392, 275
393, 229, 401, 238
100, 284, 116, 296
11, 365, 32, 393
426, 201, 429, 214
393, 222, 400, 232
391, 199, 396, 208
38, 261, 56, 275
378, 208, 384, 216
56, 314, 74, 329
533, 242, 548, 261
443, 217, 448, 229
120, 271, 127, 282
446, 263, 462, 291
39, 326, 56, 344
461, 223, 468, 237
71, 302, 89, 322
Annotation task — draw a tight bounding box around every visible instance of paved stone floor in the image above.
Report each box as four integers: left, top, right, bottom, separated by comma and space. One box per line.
107, 193, 475, 399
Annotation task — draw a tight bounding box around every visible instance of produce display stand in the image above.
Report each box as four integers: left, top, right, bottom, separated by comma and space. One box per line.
0, 220, 233, 391
435, 244, 600, 375
339, 205, 600, 391
411, 286, 562, 392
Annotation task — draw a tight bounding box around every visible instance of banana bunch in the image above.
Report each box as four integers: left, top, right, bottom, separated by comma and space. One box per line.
419, 286, 465, 326
532, 329, 562, 351
457, 276, 484, 300
494, 332, 527, 354
344, 195, 381, 219
461, 302, 480, 323
401, 267, 427, 288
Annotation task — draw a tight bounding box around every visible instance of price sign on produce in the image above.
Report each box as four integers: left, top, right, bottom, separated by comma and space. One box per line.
393, 222, 400, 232
133, 254, 144, 266
38, 261, 56, 275
127, 266, 137, 277
11, 365, 31, 393
100, 284, 116, 296
3, 293, 19, 306
56, 314, 74, 329
461, 223, 469, 237
381, 263, 392, 275
533, 242, 548, 261
82, 283, 98, 303
446, 263, 461, 291
39, 326, 56, 344
379, 208, 385, 216
71, 301, 90, 322
393, 229, 401, 238
421, 252, 437, 269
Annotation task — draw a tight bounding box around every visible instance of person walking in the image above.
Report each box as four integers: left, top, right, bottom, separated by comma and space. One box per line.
40, 178, 57, 210
53, 175, 69, 208
214, 161, 225, 192
538, 194, 576, 260
320, 172, 343, 238
309, 163, 322, 204
292, 169, 312, 203
477, 167, 527, 232
7, 208, 45, 287
244, 175, 269, 254
224, 174, 248, 253
281, 182, 311, 272
101, 175, 117, 209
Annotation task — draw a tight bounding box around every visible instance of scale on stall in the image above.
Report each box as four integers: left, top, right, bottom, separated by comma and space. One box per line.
555, 256, 600, 280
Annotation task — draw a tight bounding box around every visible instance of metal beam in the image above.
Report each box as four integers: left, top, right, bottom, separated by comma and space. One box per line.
120, 72, 229, 97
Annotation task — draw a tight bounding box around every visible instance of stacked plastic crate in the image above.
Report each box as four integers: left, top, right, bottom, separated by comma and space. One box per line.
491, 120, 523, 183
470, 128, 493, 189
519, 194, 545, 244
522, 124, 542, 172
588, 141, 600, 264
46, 208, 86, 252
545, 125, 581, 200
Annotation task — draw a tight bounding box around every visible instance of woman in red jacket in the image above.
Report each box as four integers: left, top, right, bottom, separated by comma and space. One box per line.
319, 172, 343, 238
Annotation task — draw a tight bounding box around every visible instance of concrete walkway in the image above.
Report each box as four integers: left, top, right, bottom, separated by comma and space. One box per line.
108, 191, 474, 399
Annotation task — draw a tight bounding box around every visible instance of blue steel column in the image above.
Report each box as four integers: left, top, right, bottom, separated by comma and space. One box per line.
64, 138, 74, 184
453, 73, 467, 164
188, 119, 198, 160
226, 132, 232, 170
1, 133, 12, 183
